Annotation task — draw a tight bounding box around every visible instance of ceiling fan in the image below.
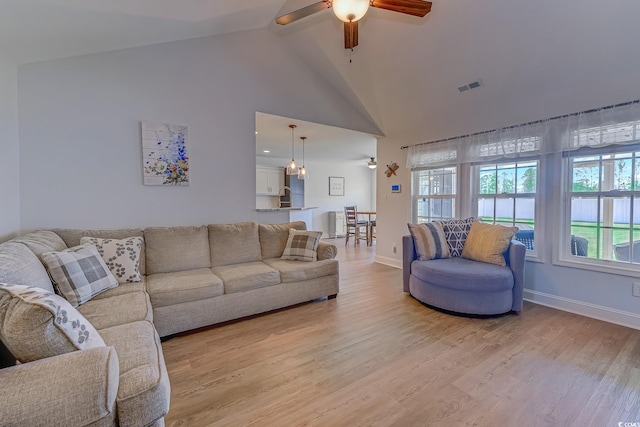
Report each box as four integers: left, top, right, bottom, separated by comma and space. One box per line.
276, 0, 433, 50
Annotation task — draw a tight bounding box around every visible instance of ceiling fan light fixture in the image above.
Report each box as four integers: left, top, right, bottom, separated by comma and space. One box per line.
332, 0, 370, 22
368, 157, 377, 169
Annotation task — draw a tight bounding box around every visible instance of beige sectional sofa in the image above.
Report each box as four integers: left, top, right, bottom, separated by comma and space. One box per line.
0, 221, 339, 427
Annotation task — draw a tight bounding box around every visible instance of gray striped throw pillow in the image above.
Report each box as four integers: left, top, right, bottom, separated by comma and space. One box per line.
407, 222, 451, 260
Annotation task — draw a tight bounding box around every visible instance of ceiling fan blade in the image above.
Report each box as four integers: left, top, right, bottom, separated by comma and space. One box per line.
371, 0, 432, 17
275, 1, 331, 25
344, 21, 359, 49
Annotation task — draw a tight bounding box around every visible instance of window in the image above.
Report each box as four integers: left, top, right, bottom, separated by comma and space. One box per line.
475, 160, 538, 250
412, 167, 457, 223
565, 146, 640, 265
406, 100, 640, 276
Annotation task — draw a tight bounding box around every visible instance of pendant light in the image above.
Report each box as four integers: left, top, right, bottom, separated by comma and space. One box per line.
368, 157, 377, 169
298, 136, 307, 180
286, 124, 298, 175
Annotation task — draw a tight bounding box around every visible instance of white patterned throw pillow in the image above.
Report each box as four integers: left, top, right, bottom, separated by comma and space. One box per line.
41, 243, 118, 306
281, 230, 323, 262
0, 283, 105, 363
80, 236, 143, 283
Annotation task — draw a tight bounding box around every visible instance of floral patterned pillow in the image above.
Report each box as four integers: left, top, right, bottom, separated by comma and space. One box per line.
0, 283, 105, 363
80, 236, 143, 283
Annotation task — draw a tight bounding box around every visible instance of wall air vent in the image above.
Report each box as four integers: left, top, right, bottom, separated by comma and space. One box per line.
458, 79, 483, 93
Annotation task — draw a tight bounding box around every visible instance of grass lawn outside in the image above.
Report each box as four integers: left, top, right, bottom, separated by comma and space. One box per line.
482, 217, 640, 260
570, 221, 640, 259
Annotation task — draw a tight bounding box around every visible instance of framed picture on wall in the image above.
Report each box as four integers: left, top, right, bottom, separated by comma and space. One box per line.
141, 121, 189, 186
329, 176, 345, 196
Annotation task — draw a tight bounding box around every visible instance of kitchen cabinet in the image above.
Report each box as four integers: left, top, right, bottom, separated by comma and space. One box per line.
256, 167, 284, 195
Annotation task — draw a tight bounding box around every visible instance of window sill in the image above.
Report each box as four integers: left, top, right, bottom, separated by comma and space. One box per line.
553, 257, 640, 278
525, 254, 543, 263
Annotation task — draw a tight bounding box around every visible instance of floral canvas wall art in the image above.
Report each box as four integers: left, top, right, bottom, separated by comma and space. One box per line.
142, 122, 189, 186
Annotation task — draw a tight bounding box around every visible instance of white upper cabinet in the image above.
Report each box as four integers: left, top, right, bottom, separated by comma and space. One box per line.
256, 167, 284, 195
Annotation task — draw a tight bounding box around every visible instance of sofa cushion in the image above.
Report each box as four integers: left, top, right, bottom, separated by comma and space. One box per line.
411, 257, 514, 292
0, 241, 55, 293
147, 268, 224, 307
438, 217, 475, 257
212, 261, 280, 294
0, 284, 105, 363
263, 258, 339, 283
407, 222, 450, 260
80, 236, 143, 283
42, 243, 119, 307
13, 230, 68, 259
78, 291, 153, 330
99, 320, 170, 427
462, 222, 518, 267
91, 279, 146, 300
145, 225, 210, 274
53, 228, 147, 275
209, 222, 262, 267
258, 221, 307, 259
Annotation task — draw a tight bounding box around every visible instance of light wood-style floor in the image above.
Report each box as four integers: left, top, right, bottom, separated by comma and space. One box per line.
162, 240, 640, 426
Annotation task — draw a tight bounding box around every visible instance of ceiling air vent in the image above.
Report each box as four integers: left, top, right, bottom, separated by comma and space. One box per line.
458, 79, 483, 93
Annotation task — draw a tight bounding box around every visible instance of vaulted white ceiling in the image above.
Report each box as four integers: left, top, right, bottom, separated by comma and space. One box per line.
0, 0, 284, 64
3, 0, 640, 144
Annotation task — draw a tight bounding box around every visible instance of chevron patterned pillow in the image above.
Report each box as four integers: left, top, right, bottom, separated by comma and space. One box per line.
438, 217, 476, 257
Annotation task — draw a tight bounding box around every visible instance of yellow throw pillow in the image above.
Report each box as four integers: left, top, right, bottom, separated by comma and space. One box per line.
461, 222, 518, 266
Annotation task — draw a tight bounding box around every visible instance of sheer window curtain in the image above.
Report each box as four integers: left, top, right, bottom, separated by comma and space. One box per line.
406, 100, 640, 167
561, 101, 640, 151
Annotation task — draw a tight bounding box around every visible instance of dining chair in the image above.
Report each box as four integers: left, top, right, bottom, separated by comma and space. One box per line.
368, 216, 376, 246
344, 206, 369, 246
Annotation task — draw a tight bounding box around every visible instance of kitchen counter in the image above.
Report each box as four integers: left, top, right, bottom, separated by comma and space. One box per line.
256, 207, 318, 212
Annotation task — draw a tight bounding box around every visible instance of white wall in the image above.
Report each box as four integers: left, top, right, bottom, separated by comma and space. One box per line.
374, 140, 411, 266
17, 28, 380, 231
0, 53, 19, 242
303, 160, 375, 236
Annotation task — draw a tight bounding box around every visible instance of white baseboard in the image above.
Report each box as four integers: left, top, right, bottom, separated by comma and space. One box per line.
524, 289, 640, 330
375, 255, 402, 269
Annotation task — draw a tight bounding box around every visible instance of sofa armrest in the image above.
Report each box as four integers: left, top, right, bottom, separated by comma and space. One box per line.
0, 346, 120, 427
402, 235, 416, 292
317, 241, 338, 260
507, 240, 526, 312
